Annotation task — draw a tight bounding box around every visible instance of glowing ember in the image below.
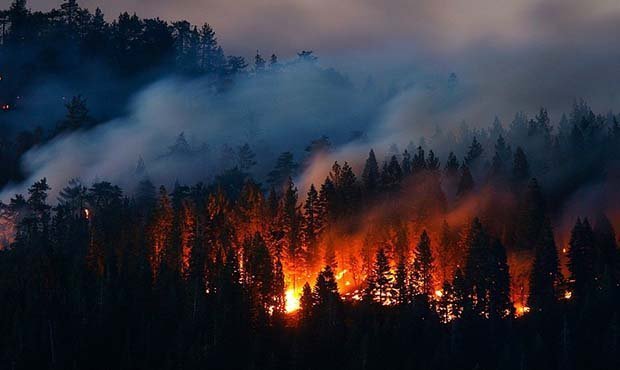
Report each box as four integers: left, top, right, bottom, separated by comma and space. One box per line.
335, 269, 348, 280
83, 208, 90, 219
434, 289, 443, 298
564, 291, 572, 300
285, 289, 300, 313
515, 305, 530, 316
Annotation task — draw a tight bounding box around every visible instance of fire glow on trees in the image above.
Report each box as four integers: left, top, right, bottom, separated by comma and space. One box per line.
3, 139, 618, 325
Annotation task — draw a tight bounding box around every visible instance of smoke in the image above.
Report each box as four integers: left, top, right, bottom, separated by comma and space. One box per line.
6, 0, 620, 204
0, 63, 382, 199
29, 0, 620, 56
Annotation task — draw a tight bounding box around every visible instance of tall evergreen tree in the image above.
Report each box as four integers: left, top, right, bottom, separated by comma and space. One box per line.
568, 218, 596, 301
267, 152, 297, 189
362, 149, 380, 195
528, 218, 560, 313
365, 248, 394, 305
56, 95, 93, 133
512, 146, 530, 182
489, 239, 512, 319
411, 230, 435, 298
302, 184, 322, 270
465, 137, 484, 167
456, 164, 474, 199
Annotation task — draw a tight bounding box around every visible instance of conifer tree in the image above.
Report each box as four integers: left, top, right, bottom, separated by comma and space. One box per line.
490, 135, 512, 178
267, 152, 298, 189
489, 239, 512, 319
444, 152, 460, 179
411, 230, 435, 297
318, 177, 337, 225
394, 260, 410, 306
463, 218, 492, 316
279, 178, 303, 289
528, 218, 560, 313
411, 146, 426, 174
465, 137, 483, 167
568, 218, 596, 300
512, 146, 530, 182
362, 149, 380, 195
302, 184, 322, 270
593, 213, 619, 295
401, 149, 412, 176
57, 95, 93, 133
254, 50, 266, 71
149, 186, 174, 278
514, 178, 546, 250
245, 232, 276, 314
381, 155, 403, 191
426, 150, 440, 171
300, 282, 314, 323
456, 164, 474, 199
365, 248, 394, 305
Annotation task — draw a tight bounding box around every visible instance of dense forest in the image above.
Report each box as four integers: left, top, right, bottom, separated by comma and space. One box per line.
1, 1, 620, 370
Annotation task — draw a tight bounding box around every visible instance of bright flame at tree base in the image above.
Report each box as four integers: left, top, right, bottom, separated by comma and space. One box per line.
285, 289, 301, 313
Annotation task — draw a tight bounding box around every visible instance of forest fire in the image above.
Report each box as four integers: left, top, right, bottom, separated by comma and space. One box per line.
285, 289, 301, 313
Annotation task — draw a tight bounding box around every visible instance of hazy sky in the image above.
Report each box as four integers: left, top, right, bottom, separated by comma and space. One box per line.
27, 0, 620, 56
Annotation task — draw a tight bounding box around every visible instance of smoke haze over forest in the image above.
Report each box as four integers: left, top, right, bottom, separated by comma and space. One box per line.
3, 2, 620, 370
5, 1, 620, 199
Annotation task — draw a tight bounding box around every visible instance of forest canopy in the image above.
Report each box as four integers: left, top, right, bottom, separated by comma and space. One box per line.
1, 1, 620, 370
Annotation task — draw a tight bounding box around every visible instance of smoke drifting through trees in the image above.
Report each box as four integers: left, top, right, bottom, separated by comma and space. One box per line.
2, 1, 620, 370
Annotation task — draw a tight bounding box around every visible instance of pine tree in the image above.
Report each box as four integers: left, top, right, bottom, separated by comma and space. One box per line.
280, 178, 303, 289
254, 50, 266, 72
199, 23, 226, 74
426, 150, 440, 171
394, 260, 410, 305
57, 95, 93, 133
299, 282, 314, 323
401, 149, 412, 175
452, 268, 468, 318
302, 184, 322, 270
365, 248, 394, 305
411, 146, 426, 174
16, 178, 52, 247
489, 239, 512, 319
273, 257, 286, 315
512, 147, 530, 182
568, 218, 596, 300
267, 152, 298, 189
528, 218, 560, 313
362, 149, 380, 195
149, 186, 174, 279
381, 155, 403, 191
444, 152, 460, 179
465, 137, 483, 167
314, 265, 341, 307
313, 265, 343, 332
456, 164, 474, 199
245, 232, 276, 314
513, 178, 546, 251
318, 177, 336, 225
490, 135, 512, 178
593, 213, 619, 294
411, 230, 435, 297
463, 218, 492, 317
